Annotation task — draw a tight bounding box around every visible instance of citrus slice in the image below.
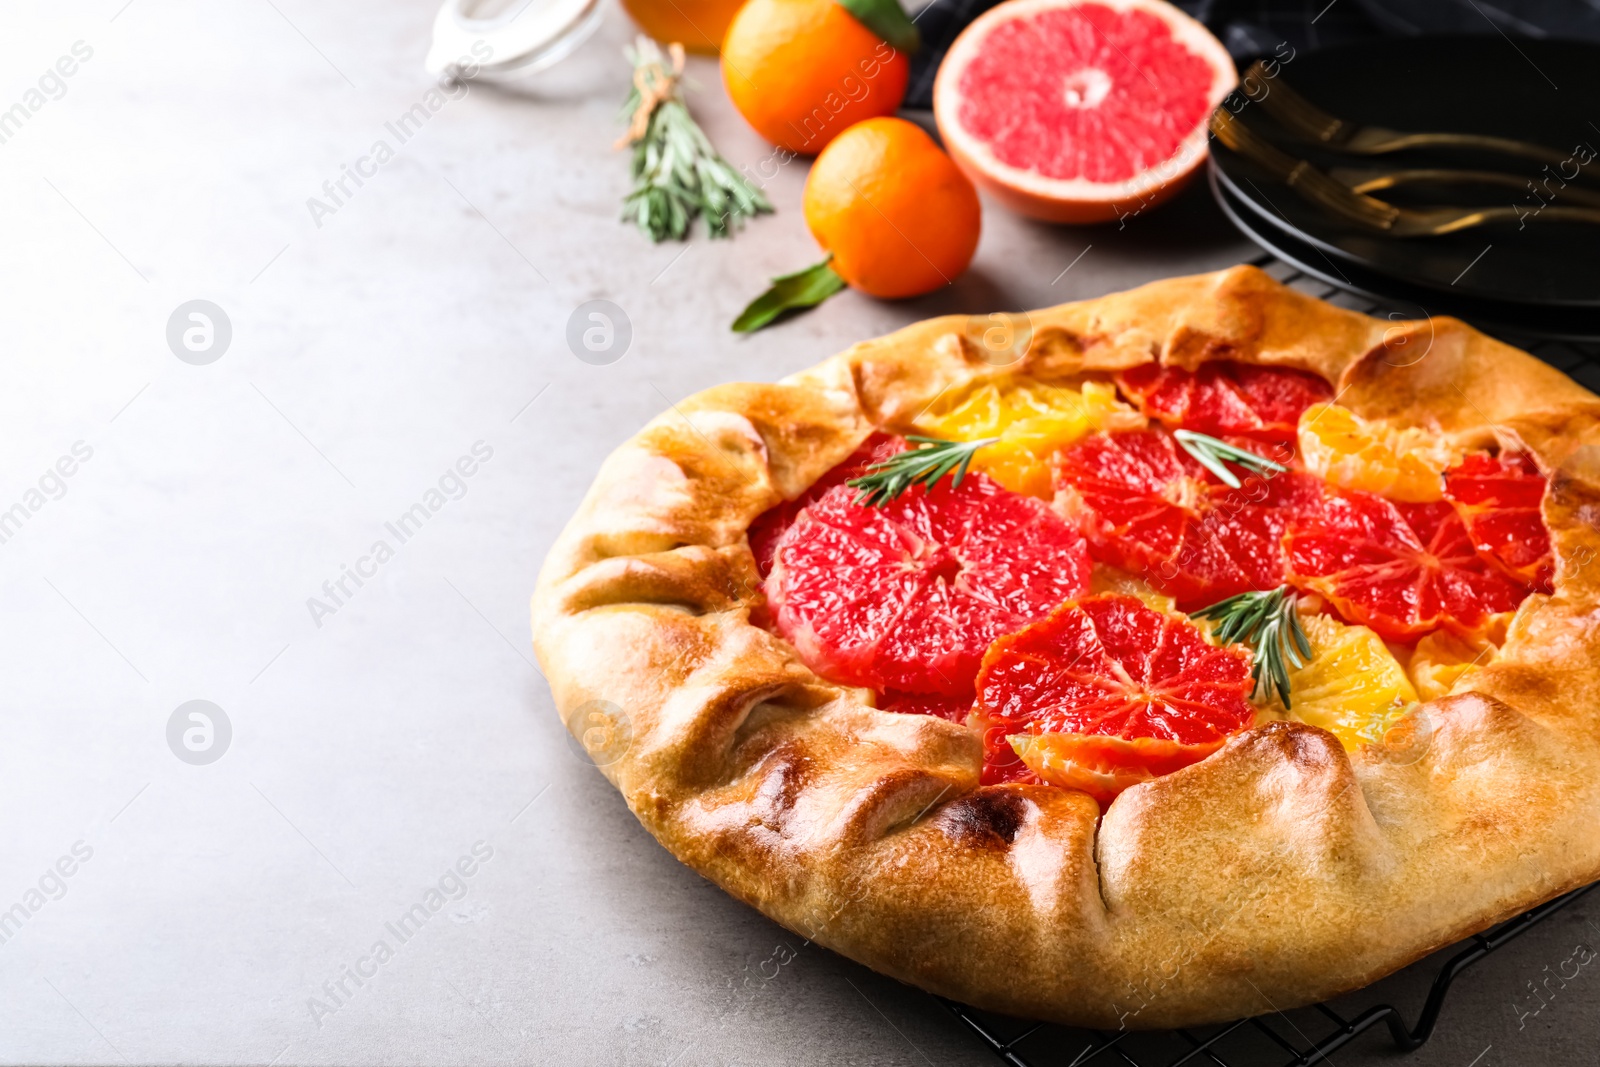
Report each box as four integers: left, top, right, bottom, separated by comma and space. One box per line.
1283, 491, 1531, 643
1297, 403, 1459, 503
766, 465, 1091, 696
932, 0, 1236, 223
974, 594, 1255, 804
1443, 451, 1554, 591
1273, 612, 1417, 751
1053, 429, 1324, 609
748, 432, 899, 577
1117, 360, 1333, 445
917, 378, 1138, 497
1407, 628, 1498, 702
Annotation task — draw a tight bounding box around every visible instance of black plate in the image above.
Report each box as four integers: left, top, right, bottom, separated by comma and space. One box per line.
1210, 165, 1600, 341
1210, 36, 1600, 310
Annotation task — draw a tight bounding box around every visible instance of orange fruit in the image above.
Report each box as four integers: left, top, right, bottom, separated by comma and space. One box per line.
933, 0, 1236, 223
1297, 403, 1460, 503
621, 0, 748, 53
915, 378, 1136, 498
802, 117, 982, 298
722, 0, 909, 155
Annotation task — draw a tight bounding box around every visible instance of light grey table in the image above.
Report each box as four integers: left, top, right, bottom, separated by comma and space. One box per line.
3, 2, 1596, 1064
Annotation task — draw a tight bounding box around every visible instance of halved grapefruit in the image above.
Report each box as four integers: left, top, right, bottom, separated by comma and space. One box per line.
1283, 491, 1531, 643
1443, 451, 1554, 591
766, 463, 1092, 697
975, 594, 1255, 804
933, 0, 1237, 223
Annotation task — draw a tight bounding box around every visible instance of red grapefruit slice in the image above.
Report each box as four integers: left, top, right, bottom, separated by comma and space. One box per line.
975, 594, 1254, 804
933, 0, 1237, 223
748, 433, 899, 578
766, 465, 1091, 697
1116, 360, 1333, 444
1443, 451, 1554, 592
1053, 429, 1323, 609
1283, 491, 1531, 643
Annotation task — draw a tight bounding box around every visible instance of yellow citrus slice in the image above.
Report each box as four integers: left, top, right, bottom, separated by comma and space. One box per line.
1088, 563, 1176, 613
1407, 626, 1502, 702
1297, 403, 1460, 503
1276, 611, 1418, 750
918, 378, 1138, 497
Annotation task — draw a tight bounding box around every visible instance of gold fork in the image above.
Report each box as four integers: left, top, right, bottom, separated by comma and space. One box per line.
1327, 166, 1600, 209
1241, 60, 1582, 172
1209, 108, 1600, 236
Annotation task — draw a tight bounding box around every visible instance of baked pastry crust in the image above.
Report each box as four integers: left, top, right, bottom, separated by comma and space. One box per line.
532, 266, 1600, 1027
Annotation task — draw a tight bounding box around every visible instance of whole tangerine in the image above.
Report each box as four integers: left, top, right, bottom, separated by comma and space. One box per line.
721, 0, 910, 156
802, 117, 982, 299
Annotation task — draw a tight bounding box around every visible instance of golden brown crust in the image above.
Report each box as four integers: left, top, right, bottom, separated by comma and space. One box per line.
532, 266, 1600, 1027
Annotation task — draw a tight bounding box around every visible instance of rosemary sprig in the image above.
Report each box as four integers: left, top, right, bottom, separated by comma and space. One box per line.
618, 38, 772, 242
846, 435, 997, 507
1174, 429, 1288, 489
1192, 585, 1313, 708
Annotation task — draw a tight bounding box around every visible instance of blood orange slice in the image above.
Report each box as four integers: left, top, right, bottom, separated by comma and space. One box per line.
933, 0, 1236, 223
1443, 451, 1554, 592
1117, 360, 1333, 444
1053, 429, 1323, 609
766, 467, 1091, 697
1283, 491, 1531, 643
975, 594, 1254, 804
748, 433, 898, 577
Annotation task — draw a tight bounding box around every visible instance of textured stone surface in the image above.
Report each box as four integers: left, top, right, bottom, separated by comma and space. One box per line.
2, 1, 1589, 1064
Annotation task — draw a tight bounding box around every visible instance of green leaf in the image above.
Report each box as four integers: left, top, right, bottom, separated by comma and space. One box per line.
845, 435, 997, 506
834, 0, 920, 54
1174, 429, 1288, 489
731, 257, 847, 333
1192, 585, 1311, 708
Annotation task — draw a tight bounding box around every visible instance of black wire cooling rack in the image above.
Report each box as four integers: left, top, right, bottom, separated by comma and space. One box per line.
940, 254, 1600, 1067
940, 881, 1598, 1067
1250, 255, 1600, 389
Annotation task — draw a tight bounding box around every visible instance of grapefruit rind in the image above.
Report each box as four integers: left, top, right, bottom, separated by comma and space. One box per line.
933, 0, 1237, 223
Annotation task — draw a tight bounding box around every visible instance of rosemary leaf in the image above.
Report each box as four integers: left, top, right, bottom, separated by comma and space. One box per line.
619, 37, 772, 243
1174, 429, 1288, 489
1193, 585, 1312, 708
846, 435, 998, 507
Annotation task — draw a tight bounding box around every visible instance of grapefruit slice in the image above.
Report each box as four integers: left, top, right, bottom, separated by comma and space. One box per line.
1118, 360, 1333, 445
975, 594, 1255, 804
1053, 429, 1324, 609
1283, 491, 1532, 643
766, 464, 1091, 697
748, 432, 899, 577
1443, 451, 1554, 591
933, 0, 1237, 223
